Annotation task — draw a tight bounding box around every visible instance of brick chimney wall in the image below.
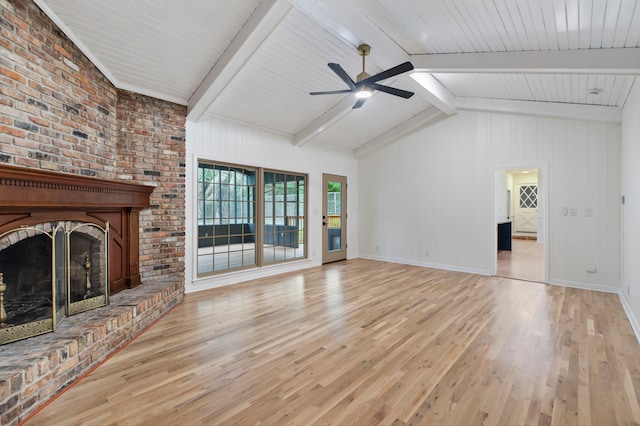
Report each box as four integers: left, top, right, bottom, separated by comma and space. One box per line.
0, 0, 186, 281
117, 91, 186, 279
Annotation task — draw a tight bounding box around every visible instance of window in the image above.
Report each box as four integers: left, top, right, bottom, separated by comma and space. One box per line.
519, 185, 537, 209
197, 161, 306, 276
327, 192, 341, 215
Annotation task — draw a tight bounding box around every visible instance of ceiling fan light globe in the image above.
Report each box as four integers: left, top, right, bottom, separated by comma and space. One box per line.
355, 87, 372, 99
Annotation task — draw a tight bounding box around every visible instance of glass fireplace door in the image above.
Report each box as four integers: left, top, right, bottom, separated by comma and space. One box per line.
53, 225, 67, 328
0, 226, 55, 344
67, 223, 109, 315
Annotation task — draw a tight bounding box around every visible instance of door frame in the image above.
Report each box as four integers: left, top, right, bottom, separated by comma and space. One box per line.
322, 173, 347, 264
493, 163, 549, 283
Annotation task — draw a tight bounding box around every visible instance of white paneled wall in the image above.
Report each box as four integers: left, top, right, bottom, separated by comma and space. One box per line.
358, 111, 621, 291
621, 80, 640, 337
185, 118, 358, 293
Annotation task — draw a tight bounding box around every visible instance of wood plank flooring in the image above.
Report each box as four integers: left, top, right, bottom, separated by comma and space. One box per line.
497, 239, 545, 283
24, 259, 640, 425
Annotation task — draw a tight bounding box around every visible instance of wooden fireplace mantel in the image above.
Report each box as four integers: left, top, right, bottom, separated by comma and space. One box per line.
0, 164, 154, 294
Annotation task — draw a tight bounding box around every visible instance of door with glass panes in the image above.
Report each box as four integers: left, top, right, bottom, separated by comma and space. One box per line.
322, 174, 347, 263
515, 183, 538, 233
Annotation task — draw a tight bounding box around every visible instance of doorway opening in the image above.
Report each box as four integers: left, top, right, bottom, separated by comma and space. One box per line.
494, 166, 547, 283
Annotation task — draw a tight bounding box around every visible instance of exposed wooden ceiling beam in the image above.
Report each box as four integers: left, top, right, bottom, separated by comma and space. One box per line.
187, 0, 292, 122
294, 96, 355, 146
409, 74, 457, 116
456, 97, 622, 123
411, 48, 640, 75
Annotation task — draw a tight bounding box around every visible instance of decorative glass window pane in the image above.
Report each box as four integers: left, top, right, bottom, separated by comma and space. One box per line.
519, 185, 538, 209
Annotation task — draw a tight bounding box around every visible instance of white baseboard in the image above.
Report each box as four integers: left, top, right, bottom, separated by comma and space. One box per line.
547, 278, 620, 294
618, 292, 640, 344
357, 254, 493, 276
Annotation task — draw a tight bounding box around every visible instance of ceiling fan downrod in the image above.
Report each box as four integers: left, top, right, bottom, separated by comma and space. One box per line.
357, 44, 371, 82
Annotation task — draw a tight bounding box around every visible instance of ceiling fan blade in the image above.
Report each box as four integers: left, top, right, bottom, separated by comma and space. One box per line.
352, 98, 367, 109
328, 63, 356, 90
372, 84, 414, 99
358, 61, 414, 86
310, 89, 354, 95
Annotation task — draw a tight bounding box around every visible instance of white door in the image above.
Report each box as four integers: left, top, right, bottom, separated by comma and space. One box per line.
515, 183, 537, 233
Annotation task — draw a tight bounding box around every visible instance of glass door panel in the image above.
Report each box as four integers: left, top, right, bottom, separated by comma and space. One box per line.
53, 225, 67, 328
67, 222, 109, 315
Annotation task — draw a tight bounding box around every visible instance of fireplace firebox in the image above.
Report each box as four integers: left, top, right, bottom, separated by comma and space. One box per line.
0, 221, 109, 343
0, 164, 153, 344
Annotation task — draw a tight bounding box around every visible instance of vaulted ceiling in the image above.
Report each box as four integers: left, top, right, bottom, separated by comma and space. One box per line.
35, 0, 640, 155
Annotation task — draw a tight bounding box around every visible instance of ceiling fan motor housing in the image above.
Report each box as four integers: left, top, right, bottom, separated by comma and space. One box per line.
356, 71, 370, 82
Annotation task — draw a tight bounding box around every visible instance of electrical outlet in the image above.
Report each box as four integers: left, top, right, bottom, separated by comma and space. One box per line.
425, 250, 430, 257
586, 265, 596, 273
375, 245, 380, 251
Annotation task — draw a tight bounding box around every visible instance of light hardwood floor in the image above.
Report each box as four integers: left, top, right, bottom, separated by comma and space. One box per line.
25, 259, 640, 425
497, 239, 545, 283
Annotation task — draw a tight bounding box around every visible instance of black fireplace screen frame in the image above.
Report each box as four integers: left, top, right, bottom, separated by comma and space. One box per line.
0, 221, 109, 345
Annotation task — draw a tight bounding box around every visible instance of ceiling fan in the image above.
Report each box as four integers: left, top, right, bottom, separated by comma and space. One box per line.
310, 44, 415, 109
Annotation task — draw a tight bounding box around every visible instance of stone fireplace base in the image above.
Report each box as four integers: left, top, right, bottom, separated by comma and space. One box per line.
0, 276, 184, 426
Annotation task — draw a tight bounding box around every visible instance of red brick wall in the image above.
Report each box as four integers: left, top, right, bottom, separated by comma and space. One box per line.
0, 0, 118, 176
0, 0, 186, 281
117, 91, 186, 279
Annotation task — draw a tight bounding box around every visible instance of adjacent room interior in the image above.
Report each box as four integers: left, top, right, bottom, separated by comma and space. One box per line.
496, 167, 545, 283
1, 1, 640, 425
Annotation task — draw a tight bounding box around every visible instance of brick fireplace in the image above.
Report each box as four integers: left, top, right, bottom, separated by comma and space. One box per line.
0, 165, 185, 425
0, 1, 187, 424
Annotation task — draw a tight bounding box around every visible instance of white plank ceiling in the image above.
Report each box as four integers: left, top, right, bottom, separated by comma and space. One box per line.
34, 0, 640, 153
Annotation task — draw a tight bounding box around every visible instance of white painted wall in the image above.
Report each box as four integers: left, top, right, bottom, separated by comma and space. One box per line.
506, 173, 514, 219
185, 117, 358, 293
537, 168, 545, 244
358, 110, 621, 291
620, 80, 640, 337
495, 169, 508, 222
